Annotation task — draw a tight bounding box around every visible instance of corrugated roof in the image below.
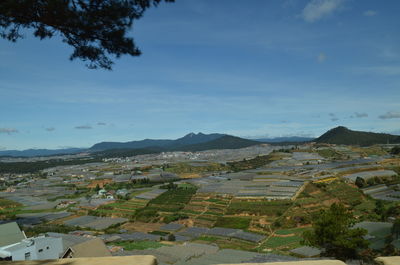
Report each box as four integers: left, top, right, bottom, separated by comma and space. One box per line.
0, 222, 25, 247
65, 238, 111, 258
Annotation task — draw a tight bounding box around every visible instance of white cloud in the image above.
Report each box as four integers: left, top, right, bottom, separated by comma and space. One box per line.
317, 52, 327, 62
301, 0, 345, 22
379, 111, 400, 119
0, 128, 18, 134
363, 10, 377, 17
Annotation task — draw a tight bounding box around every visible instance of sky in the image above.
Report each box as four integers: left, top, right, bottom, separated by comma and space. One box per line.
1, 0, 400, 150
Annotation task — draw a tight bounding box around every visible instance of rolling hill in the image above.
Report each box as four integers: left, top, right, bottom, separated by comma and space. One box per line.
0, 148, 85, 158
315, 126, 400, 146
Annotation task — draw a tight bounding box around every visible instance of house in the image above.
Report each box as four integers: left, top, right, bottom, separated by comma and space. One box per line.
116, 189, 129, 197
98, 189, 107, 196
0, 236, 63, 261
0, 222, 63, 261
46, 232, 92, 256
62, 238, 111, 258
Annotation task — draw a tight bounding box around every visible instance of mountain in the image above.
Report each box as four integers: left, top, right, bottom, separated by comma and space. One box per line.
315, 126, 400, 146
175, 135, 260, 151
254, 136, 314, 143
89, 139, 172, 151
0, 148, 85, 158
93, 135, 260, 158
89, 132, 226, 151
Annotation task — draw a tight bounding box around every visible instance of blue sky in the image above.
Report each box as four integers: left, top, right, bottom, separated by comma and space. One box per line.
1, 0, 400, 150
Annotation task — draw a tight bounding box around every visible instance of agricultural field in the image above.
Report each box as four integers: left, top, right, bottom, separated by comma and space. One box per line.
194, 235, 258, 251
0, 197, 22, 218
180, 193, 232, 227
165, 162, 228, 175
276, 180, 375, 228
316, 148, 347, 160
226, 200, 292, 217
134, 185, 198, 223
93, 198, 149, 218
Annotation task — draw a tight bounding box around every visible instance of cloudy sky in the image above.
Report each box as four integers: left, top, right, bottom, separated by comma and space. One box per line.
1, 0, 400, 150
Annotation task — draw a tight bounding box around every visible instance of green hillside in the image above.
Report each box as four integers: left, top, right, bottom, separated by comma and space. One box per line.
315, 126, 400, 146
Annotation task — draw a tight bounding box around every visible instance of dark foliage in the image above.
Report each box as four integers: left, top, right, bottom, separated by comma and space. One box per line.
228, 154, 273, 172
0, 0, 173, 69
0, 158, 101, 173
303, 203, 369, 261
391, 146, 400, 155
355, 176, 366, 188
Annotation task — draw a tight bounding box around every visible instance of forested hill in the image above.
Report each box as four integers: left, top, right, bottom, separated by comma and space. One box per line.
315, 126, 400, 146
174, 135, 260, 151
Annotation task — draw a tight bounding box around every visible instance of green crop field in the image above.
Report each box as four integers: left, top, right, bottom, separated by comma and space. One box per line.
214, 216, 251, 229
133, 185, 198, 222
227, 200, 292, 216
262, 235, 303, 249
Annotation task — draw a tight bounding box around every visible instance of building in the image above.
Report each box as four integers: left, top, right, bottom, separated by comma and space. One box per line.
0, 236, 63, 261
0, 222, 63, 261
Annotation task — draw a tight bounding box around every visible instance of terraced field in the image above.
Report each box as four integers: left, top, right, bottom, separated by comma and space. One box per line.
278, 180, 373, 227
181, 193, 232, 227
95, 198, 149, 218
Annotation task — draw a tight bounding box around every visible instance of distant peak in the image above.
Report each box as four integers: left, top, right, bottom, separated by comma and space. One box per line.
186, 132, 196, 137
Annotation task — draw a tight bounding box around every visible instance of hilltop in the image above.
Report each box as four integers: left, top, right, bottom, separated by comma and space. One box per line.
315, 126, 400, 146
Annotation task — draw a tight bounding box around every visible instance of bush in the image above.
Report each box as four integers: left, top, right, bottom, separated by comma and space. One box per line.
163, 213, 189, 223
167, 234, 176, 241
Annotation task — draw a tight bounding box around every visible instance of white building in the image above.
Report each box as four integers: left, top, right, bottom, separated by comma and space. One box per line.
0, 222, 63, 261
0, 236, 63, 261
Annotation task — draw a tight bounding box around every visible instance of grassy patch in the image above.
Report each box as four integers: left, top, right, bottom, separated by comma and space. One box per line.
263, 235, 303, 249
274, 227, 311, 236
227, 200, 292, 216
196, 235, 219, 242
214, 217, 251, 229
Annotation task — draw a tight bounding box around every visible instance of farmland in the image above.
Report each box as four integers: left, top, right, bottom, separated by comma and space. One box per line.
1, 142, 400, 261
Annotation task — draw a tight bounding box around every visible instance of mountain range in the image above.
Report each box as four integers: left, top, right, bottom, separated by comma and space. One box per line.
1, 127, 399, 157
89, 132, 225, 151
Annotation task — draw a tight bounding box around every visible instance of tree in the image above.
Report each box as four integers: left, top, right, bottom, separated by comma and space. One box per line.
355, 177, 366, 188
391, 146, 400, 155
167, 233, 175, 241
391, 218, 400, 239
0, 0, 174, 69
375, 200, 386, 221
303, 203, 369, 261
